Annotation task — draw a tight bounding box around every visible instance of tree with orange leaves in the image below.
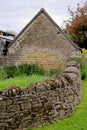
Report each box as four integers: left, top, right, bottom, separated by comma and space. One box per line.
64, 1, 87, 49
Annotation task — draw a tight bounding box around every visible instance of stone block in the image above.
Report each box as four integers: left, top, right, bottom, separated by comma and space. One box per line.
0, 105, 6, 113
21, 102, 31, 110
0, 123, 8, 129
5, 99, 13, 105
7, 105, 20, 112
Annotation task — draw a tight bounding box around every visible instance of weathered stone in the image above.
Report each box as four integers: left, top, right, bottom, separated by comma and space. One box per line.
0, 105, 6, 113
2, 85, 23, 97
5, 99, 13, 105
0, 123, 8, 129
64, 66, 79, 74
13, 96, 28, 104
59, 109, 65, 118
21, 102, 31, 110
68, 95, 74, 102
7, 105, 20, 112
35, 84, 46, 92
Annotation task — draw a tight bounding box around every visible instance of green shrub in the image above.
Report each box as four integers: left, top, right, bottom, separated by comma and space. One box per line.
0, 68, 7, 80
81, 70, 86, 80
4, 66, 18, 78
33, 66, 44, 75
69, 53, 87, 80
17, 64, 44, 75
2, 64, 45, 79
80, 54, 87, 80
81, 65, 87, 80
17, 64, 29, 75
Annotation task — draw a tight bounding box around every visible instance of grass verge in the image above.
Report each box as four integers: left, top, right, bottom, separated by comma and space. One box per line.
0, 74, 51, 90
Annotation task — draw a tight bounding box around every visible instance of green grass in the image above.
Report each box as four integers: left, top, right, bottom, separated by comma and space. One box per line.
0, 74, 51, 90
28, 80, 87, 130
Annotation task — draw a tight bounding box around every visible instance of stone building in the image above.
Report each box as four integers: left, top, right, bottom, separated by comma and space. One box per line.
6, 8, 81, 71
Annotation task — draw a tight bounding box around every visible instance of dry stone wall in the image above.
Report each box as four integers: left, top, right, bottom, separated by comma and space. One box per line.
0, 61, 82, 130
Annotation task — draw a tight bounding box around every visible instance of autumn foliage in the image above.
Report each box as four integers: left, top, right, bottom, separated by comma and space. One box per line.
64, 1, 87, 49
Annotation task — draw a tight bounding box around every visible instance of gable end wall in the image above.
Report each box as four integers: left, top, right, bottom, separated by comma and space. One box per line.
6, 12, 79, 71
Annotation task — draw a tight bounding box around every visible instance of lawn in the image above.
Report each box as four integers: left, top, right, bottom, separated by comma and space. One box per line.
0, 74, 51, 90
29, 80, 87, 130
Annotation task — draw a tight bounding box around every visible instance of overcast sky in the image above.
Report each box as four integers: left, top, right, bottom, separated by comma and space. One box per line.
0, 0, 85, 34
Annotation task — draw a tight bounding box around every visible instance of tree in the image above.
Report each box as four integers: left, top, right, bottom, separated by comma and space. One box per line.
64, 1, 87, 49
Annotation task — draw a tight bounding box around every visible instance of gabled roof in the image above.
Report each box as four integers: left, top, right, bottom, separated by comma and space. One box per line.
9, 8, 81, 50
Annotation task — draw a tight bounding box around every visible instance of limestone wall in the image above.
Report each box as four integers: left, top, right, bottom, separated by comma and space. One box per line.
6, 13, 79, 71
0, 61, 82, 130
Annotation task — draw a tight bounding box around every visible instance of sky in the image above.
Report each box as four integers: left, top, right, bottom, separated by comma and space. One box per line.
0, 0, 85, 34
